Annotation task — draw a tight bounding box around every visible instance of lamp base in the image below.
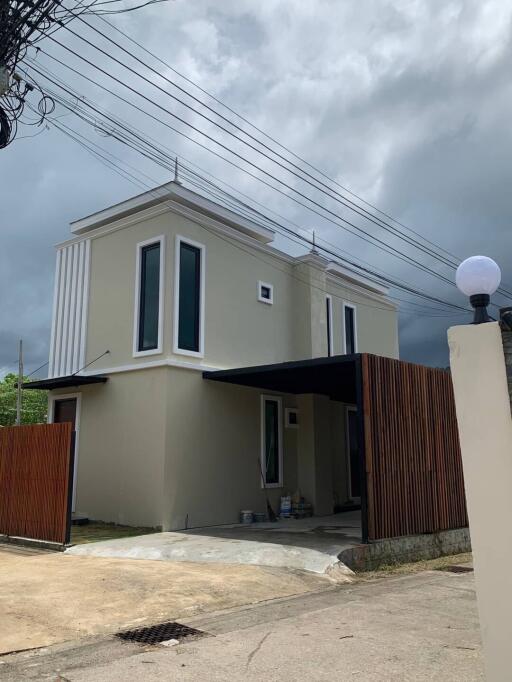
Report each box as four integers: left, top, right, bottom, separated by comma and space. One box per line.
470, 294, 491, 324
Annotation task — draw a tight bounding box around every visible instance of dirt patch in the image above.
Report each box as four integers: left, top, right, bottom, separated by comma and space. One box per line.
70, 522, 157, 545
0, 551, 328, 655
356, 552, 473, 580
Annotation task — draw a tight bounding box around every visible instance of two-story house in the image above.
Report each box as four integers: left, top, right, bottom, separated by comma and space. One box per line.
27, 180, 399, 530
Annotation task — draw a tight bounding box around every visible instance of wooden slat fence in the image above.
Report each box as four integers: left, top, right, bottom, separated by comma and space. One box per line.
0, 423, 73, 544
361, 354, 467, 541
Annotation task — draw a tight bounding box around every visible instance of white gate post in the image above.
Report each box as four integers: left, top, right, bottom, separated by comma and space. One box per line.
448, 321, 512, 682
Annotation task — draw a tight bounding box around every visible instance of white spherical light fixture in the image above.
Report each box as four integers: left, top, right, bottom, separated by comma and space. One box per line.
456, 255, 501, 324
456, 255, 501, 296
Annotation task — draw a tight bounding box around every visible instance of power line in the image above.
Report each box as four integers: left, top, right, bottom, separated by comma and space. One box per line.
93, 13, 465, 269
27, 52, 473, 299
28, 54, 452, 309
66, 16, 472, 274
0, 0, 173, 146
22, 65, 470, 313
30, 78, 450, 314
52, 16, 512, 301
30, 78, 469, 315
53, 24, 461, 276
53, 115, 465, 319
25, 359, 49, 378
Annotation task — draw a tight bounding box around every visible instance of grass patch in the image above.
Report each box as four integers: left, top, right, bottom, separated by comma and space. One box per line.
357, 552, 473, 581
71, 522, 158, 545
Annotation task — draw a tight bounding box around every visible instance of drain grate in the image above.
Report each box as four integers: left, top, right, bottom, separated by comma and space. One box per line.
116, 621, 205, 645
437, 565, 474, 574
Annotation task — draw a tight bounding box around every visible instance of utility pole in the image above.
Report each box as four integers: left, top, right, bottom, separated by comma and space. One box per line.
15, 338, 23, 425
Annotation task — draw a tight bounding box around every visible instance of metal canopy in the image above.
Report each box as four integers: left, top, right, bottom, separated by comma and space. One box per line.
22, 375, 108, 391
203, 354, 359, 403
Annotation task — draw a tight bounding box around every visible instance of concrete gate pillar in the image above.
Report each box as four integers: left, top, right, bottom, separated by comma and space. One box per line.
448, 321, 512, 682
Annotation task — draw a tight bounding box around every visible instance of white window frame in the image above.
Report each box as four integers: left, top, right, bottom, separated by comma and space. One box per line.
260, 394, 283, 488
48, 392, 82, 513
257, 280, 274, 305
285, 407, 299, 429
326, 295, 333, 356
132, 235, 165, 358
345, 405, 360, 502
342, 301, 358, 354
173, 234, 206, 358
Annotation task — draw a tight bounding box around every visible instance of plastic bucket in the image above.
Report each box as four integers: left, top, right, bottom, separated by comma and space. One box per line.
240, 510, 254, 524
280, 496, 292, 515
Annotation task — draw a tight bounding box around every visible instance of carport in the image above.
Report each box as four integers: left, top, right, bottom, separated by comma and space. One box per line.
204, 353, 468, 543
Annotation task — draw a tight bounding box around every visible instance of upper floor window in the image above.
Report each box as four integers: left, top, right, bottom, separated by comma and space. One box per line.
343, 302, 357, 354
326, 295, 333, 356
133, 236, 164, 356
258, 281, 274, 304
174, 235, 205, 357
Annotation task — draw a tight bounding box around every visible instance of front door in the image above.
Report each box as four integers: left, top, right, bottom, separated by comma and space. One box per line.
53, 398, 77, 430
346, 407, 361, 501
53, 398, 78, 511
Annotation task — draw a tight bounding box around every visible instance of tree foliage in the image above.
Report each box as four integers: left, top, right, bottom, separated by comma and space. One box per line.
0, 373, 48, 426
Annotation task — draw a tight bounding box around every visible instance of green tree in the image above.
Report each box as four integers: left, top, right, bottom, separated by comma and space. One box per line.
0, 373, 48, 426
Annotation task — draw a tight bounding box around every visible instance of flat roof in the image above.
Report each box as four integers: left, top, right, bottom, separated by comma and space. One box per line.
22, 375, 108, 391
203, 354, 359, 403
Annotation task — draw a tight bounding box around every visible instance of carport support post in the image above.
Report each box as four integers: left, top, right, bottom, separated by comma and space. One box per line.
355, 355, 369, 544
448, 321, 512, 682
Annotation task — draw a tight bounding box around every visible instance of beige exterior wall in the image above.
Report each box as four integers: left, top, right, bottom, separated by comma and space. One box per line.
448, 321, 512, 682
53, 368, 168, 528
47, 188, 398, 528
331, 401, 351, 508
162, 367, 300, 529
85, 208, 303, 374
55, 365, 355, 529
79, 203, 398, 374
326, 277, 399, 358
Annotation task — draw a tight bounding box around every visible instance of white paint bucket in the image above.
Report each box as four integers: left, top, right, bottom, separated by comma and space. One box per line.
280, 496, 292, 515
240, 510, 254, 524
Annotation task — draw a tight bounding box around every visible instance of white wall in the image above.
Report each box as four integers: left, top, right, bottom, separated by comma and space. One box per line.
49, 240, 91, 377
448, 321, 512, 682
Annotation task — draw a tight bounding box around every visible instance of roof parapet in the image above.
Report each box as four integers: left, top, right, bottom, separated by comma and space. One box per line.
70, 181, 275, 245
326, 262, 389, 296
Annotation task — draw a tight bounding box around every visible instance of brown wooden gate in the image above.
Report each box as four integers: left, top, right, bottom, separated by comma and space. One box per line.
361, 354, 468, 541
0, 423, 73, 544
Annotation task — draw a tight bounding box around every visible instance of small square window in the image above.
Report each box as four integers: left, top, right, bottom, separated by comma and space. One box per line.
258, 281, 274, 305
285, 408, 299, 428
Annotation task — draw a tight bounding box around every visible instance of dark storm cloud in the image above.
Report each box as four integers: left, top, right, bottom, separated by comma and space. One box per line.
2, 0, 511, 374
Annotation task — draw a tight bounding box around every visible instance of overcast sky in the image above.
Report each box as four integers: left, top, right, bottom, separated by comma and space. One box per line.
2, 0, 512, 377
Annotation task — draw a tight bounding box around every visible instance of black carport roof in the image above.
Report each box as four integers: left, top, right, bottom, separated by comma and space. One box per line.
22, 374, 108, 391
203, 354, 359, 403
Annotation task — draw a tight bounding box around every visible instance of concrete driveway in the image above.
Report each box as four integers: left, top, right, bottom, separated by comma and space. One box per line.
66, 512, 361, 578
0, 543, 327, 655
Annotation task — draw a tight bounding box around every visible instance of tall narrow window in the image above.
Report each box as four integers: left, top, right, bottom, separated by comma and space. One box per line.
326, 295, 333, 356
134, 237, 163, 355
261, 396, 283, 487
175, 236, 204, 355
343, 303, 357, 354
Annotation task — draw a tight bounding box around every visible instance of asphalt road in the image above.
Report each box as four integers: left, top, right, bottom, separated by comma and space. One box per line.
1, 568, 484, 681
